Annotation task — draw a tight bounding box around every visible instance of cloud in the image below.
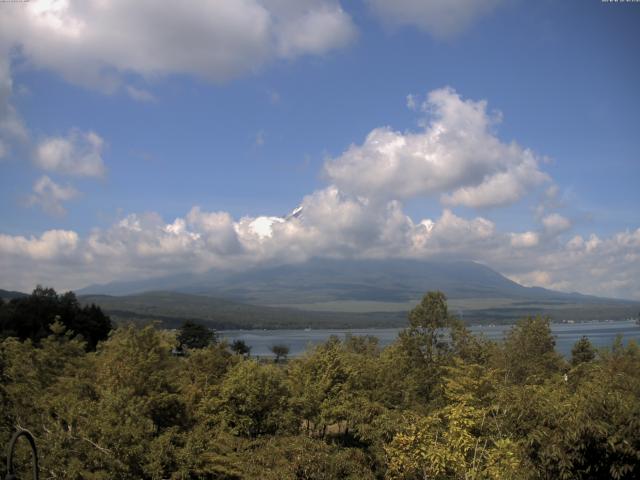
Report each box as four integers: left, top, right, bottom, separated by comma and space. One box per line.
0, 229, 78, 260
35, 129, 106, 177
406, 94, 418, 110
27, 175, 79, 216
324, 87, 549, 207
1, 192, 639, 299
273, 2, 356, 58
0, 82, 637, 299
0, 0, 353, 221
0, 0, 356, 91
542, 213, 572, 235
125, 85, 156, 103
502, 229, 640, 299
510, 231, 539, 248
186, 207, 243, 255
0, 55, 28, 158
366, 0, 503, 38
441, 157, 547, 208
0, 192, 501, 291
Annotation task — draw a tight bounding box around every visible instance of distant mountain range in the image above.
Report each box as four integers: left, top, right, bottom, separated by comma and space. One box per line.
75, 258, 640, 328
5, 260, 638, 329
78, 258, 614, 304
78, 291, 406, 330
0, 289, 28, 300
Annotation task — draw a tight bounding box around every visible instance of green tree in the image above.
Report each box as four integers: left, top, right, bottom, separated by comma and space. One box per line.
178, 342, 236, 413
177, 320, 216, 350
381, 291, 457, 408
571, 335, 596, 366
216, 360, 293, 437
385, 357, 526, 480
1, 299, 639, 479
270, 343, 290, 363
0, 286, 111, 350
89, 325, 187, 477
288, 336, 380, 439
239, 435, 375, 480
501, 316, 564, 384
1, 321, 102, 478
231, 339, 251, 357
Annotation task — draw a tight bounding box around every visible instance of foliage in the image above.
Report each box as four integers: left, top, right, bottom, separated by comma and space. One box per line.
1, 291, 638, 479
0, 286, 111, 350
385, 291, 458, 408
385, 357, 526, 480
501, 315, 565, 384
177, 320, 216, 350
215, 360, 293, 437
239, 435, 375, 479
571, 335, 596, 366
270, 343, 290, 363
231, 339, 251, 357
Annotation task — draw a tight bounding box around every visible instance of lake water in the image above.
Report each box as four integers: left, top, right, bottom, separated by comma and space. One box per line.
219, 320, 640, 358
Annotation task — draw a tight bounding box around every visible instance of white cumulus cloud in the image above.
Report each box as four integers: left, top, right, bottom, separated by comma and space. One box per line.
366, 0, 503, 38
1, 196, 639, 299
325, 87, 549, 207
0, 0, 356, 91
27, 175, 79, 216
542, 213, 572, 235
0, 229, 78, 260
0, 82, 638, 300
35, 129, 106, 177
500, 228, 640, 299
510, 231, 539, 248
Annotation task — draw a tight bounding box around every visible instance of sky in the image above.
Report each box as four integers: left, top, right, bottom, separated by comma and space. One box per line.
0, 0, 639, 299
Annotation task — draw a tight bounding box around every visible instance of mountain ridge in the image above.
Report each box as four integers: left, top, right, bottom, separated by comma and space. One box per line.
78, 258, 625, 305
0, 289, 29, 300
78, 290, 407, 329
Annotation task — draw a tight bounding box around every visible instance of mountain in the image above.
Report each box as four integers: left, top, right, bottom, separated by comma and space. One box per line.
0, 288, 28, 300
79, 291, 406, 330
79, 258, 606, 304
77, 258, 640, 326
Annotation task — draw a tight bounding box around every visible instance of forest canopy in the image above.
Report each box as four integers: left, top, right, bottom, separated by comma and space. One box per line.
0, 286, 111, 350
0, 291, 639, 479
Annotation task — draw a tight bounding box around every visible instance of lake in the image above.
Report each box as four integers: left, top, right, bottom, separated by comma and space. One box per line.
219, 320, 640, 358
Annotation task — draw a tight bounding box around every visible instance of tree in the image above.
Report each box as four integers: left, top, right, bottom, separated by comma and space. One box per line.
288, 336, 380, 439
177, 320, 216, 350
217, 360, 293, 437
571, 336, 596, 366
405, 291, 455, 362
408, 291, 450, 330
238, 435, 375, 479
382, 291, 456, 408
178, 342, 236, 414
386, 410, 524, 480
270, 344, 290, 363
91, 325, 187, 477
231, 339, 251, 357
0, 286, 111, 350
502, 316, 564, 384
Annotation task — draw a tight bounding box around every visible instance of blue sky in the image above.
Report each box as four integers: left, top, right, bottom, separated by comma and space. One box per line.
1, 0, 639, 298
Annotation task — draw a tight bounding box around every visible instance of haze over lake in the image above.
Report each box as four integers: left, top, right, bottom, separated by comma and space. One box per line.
221, 320, 640, 358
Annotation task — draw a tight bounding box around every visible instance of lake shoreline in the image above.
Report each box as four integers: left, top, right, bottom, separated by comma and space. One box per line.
217, 319, 640, 358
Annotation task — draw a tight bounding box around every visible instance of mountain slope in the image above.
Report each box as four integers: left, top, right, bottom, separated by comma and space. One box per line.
0, 289, 29, 300
78, 258, 615, 305
79, 291, 406, 329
